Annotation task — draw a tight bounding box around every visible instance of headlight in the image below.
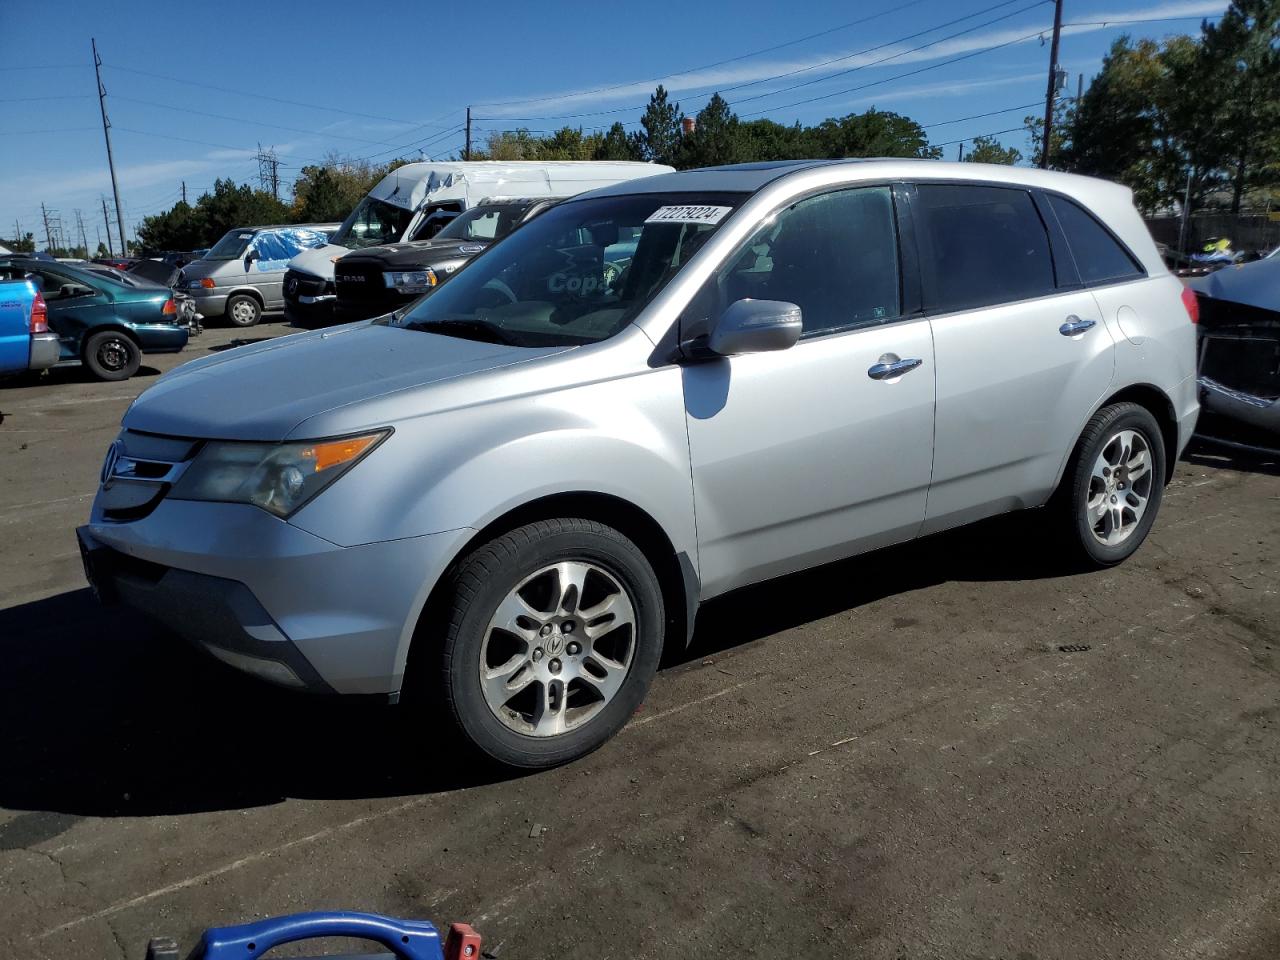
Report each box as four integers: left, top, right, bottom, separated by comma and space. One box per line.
170, 431, 389, 518
384, 268, 436, 294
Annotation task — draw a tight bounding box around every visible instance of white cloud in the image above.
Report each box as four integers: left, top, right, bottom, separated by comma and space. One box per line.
479, 0, 1226, 117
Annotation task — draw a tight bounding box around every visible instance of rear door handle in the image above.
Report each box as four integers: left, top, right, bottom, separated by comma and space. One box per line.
867, 357, 923, 380
1059, 316, 1097, 337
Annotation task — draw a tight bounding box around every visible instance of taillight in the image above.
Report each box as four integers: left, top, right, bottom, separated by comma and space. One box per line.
162, 298, 177, 316
200, 277, 215, 289
30, 291, 48, 333
1181, 286, 1199, 324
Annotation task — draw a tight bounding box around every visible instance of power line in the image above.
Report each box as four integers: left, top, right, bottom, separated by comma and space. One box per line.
472, 0, 938, 108
919, 99, 1043, 127
0, 95, 92, 102
100, 63, 460, 129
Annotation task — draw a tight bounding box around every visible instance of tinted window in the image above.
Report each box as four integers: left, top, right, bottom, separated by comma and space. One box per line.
1047, 194, 1143, 285
915, 184, 1055, 312
718, 186, 900, 335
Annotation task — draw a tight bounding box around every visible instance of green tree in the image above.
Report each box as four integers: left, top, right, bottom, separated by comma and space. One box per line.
1200, 0, 1280, 212
810, 108, 939, 159
291, 155, 388, 223
593, 122, 643, 161
637, 85, 683, 165
965, 135, 1021, 165
737, 119, 811, 162
136, 200, 204, 251
1, 232, 36, 252
675, 93, 743, 169
196, 179, 291, 241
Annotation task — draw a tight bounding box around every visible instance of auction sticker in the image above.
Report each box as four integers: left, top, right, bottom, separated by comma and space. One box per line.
645, 205, 732, 225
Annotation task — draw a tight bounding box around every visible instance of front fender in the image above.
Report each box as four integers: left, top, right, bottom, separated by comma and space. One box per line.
289, 365, 697, 563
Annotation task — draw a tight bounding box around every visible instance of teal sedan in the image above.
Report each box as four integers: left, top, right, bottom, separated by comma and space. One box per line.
0, 258, 188, 380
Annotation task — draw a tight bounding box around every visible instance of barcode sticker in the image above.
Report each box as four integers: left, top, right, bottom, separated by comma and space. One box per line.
645, 205, 732, 225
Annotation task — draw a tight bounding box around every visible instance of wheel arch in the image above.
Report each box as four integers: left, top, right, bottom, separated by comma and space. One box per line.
1096, 383, 1179, 484
403, 491, 698, 697
80, 323, 140, 356
225, 286, 266, 306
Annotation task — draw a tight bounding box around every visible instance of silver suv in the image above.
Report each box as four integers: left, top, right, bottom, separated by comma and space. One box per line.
78, 160, 1199, 768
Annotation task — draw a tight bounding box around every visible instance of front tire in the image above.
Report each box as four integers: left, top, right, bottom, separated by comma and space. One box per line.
435, 519, 665, 769
225, 294, 261, 328
1058, 402, 1166, 567
83, 330, 140, 381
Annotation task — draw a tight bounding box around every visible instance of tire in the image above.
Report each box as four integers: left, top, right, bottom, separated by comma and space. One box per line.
82, 330, 141, 381
225, 294, 261, 328
432, 518, 665, 769
1057, 401, 1166, 567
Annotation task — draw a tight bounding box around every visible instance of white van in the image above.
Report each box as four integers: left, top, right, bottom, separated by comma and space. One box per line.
283, 160, 672, 326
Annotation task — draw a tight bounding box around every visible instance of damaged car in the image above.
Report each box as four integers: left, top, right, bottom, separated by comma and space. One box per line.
1191, 254, 1280, 447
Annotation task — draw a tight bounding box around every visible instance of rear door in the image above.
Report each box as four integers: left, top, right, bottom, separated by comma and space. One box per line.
684, 184, 936, 598
911, 182, 1116, 534
31, 267, 112, 360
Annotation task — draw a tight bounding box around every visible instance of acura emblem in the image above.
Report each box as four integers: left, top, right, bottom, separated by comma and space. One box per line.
100, 440, 122, 485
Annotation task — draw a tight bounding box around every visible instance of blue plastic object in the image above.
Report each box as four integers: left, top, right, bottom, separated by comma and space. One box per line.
191, 911, 444, 960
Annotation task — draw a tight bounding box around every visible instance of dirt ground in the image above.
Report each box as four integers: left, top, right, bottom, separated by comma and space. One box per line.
1, 320, 1278, 960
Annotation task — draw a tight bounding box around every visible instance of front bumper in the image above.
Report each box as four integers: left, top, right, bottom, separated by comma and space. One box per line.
29, 332, 60, 371
1199, 376, 1280, 437
78, 499, 472, 695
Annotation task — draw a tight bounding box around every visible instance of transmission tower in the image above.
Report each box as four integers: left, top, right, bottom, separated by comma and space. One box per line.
256, 143, 281, 201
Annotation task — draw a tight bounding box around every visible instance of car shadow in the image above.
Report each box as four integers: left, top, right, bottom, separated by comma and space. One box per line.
207, 337, 276, 352
0, 364, 161, 388
0, 513, 1075, 826
1183, 434, 1280, 476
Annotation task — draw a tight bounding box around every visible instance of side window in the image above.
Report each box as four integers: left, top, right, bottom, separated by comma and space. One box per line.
915, 184, 1055, 313
1046, 194, 1144, 285
36, 270, 88, 301
720, 186, 901, 336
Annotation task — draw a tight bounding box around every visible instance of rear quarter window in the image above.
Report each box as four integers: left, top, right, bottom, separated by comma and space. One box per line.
914, 183, 1056, 314
1046, 194, 1145, 285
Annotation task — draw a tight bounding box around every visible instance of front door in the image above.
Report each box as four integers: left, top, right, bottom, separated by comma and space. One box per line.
683, 185, 936, 599
909, 182, 1117, 533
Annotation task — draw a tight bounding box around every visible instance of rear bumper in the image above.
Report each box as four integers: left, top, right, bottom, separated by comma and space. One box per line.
1199, 377, 1280, 436
131, 324, 189, 354
29, 332, 60, 371
188, 290, 228, 318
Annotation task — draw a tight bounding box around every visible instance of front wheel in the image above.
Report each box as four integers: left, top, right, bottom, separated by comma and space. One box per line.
1057, 402, 1166, 567
433, 519, 665, 769
83, 330, 141, 381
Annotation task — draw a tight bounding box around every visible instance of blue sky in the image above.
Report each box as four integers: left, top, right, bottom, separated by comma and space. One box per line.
0, 0, 1225, 250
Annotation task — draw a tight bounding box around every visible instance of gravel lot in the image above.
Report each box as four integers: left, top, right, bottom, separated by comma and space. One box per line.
1, 320, 1278, 960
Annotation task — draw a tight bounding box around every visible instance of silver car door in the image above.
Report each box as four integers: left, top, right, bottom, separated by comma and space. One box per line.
683, 185, 936, 599
911, 182, 1116, 535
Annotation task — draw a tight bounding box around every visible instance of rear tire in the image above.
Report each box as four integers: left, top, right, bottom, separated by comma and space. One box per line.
1056, 402, 1166, 567
225, 294, 261, 328
430, 519, 665, 769
83, 330, 140, 381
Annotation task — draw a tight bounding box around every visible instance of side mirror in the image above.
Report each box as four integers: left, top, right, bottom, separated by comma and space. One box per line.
60, 283, 93, 299
244, 248, 260, 266
708, 298, 802, 357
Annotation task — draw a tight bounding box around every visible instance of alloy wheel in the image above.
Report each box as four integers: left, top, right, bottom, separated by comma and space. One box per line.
1086, 428, 1153, 546
479, 560, 637, 737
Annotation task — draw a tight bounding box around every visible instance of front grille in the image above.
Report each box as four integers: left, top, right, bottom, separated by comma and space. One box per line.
284, 268, 328, 300
334, 260, 386, 303
100, 430, 200, 522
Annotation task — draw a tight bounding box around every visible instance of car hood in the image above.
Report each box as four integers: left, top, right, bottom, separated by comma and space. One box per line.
343, 238, 490, 269
123, 321, 566, 441
287, 243, 350, 282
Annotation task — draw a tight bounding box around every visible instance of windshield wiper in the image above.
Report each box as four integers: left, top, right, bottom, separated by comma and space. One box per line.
407, 317, 521, 346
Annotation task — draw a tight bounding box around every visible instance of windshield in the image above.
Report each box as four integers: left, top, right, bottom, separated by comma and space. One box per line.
435, 202, 537, 243
390, 192, 745, 348
333, 196, 416, 249
206, 229, 256, 261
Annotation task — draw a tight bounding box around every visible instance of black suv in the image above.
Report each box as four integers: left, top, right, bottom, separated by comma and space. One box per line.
331, 198, 561, 324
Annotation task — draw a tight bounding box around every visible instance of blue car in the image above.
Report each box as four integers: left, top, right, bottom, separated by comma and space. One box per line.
0, 276, 59, 377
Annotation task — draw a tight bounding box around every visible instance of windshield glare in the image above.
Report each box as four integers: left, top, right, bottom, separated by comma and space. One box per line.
206, 230, 256, 260
391, 193, 744, 348
334, 196, 416, 249
435, 203, 534, 243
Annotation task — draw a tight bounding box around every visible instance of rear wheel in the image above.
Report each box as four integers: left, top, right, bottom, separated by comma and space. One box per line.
225, 294, 261, 327
1057, 402, 1166, 567
83, 330, 140, 381
432, 519, 665, 769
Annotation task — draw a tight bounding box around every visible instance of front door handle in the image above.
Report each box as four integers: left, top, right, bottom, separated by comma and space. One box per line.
1059, 316, 1097, 337
867, 357, 923, 381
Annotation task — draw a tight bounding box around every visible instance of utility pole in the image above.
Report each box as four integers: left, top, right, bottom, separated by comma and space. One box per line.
96, 225, 103, 254
1076, 72, 1083, 103
92, 39, 128, 254
75, 209, 88, 255
465, 106, 472, 161
100, 195, 115, 257
181, 180, 187, 204
40, 203, 55, 253
1178, 166, 1193, 256
1039, 0, 1064, 169
957, 142, 965, 161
